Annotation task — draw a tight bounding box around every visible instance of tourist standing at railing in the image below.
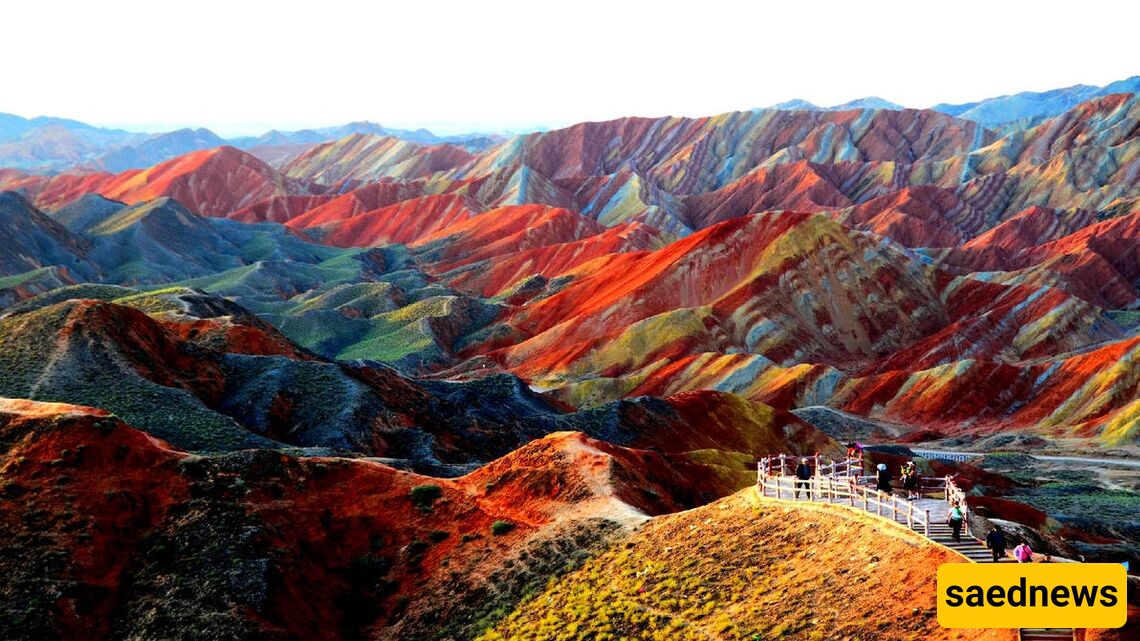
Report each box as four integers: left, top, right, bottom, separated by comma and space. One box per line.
902, 461, 920, 500
875, 463, 892, 495
947, 500, 965, 542
794, 458, 812, 499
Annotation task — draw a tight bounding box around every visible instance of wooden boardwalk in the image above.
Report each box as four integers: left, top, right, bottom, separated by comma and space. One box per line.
756, 456, 1072, 640
759, 476, 1001, 562
1018, 630, 1080, 641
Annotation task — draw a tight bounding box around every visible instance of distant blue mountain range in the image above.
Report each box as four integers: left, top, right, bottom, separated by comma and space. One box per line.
768, 75, 1140, 126
0, 115, 498, 173
768, 97, 904, 111
4, 75, 1138, 173
931, 76, 1140, 125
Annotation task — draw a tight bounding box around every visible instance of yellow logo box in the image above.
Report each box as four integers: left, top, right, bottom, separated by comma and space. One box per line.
937, 563, 1127, 629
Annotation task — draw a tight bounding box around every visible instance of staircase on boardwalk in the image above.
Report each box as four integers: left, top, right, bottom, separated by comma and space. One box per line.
756, 454, 1075, 641
1018, 630, 1080, 641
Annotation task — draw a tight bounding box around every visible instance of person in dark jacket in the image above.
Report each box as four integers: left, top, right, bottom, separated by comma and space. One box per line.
875, 463, 892, 494
985, 525, 1007, 562
794, 458, 812, 499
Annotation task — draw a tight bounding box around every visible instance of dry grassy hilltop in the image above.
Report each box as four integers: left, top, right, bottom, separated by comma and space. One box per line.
480, 491, 1016, 641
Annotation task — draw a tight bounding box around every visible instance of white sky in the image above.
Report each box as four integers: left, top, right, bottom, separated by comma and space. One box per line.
3, 0, 1137, 137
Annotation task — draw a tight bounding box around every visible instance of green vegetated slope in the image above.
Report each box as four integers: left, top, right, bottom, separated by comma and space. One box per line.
0, 192, 503, 372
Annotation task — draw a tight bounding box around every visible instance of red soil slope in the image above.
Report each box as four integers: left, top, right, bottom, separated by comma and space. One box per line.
681, 160, 852, 228
0, 398, 804, 640
312, 193, 483, 247
283, 180, 427, 227
411, 203, 608, 264
483, 210, 1102, 379
441, 220, 667, 297
835, 334, 1140, 438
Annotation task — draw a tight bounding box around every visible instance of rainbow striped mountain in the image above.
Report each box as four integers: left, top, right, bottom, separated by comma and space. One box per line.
0, 78, 1138, 640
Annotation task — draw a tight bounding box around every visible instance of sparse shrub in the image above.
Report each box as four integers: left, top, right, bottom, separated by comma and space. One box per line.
230, 478, 247, 494
1, 481, 27, 498
369, 533, 385, 551
345, 554, 391, 585
410, 484, 442, 512
405, 540, 430, 557
490, 520, 515, 536
428, 530, 450, 543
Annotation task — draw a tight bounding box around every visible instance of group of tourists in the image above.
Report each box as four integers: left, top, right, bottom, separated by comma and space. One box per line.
950, 503, 1039, 562
983, 525, 1037, 563
779, 451, 1045, 563
871, 459, 922, 499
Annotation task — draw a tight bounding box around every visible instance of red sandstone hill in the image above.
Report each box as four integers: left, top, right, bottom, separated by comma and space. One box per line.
937, 210, 1140, 308
0, 146, 310, 218
0, 93, 1138, 641
477, 210, 1117, 378
460, 108, 988, 191
834, 332, 1140, 442
311, 194, 483, 247
227, 193, 341, 224
0, 397, 826, 640
680, 160, 852, 229
0, 287, 840, 468
837, 185, 980, 247
439, 207, 1134, 443
0, 94, 1138, 449
960, 205, 1096, 256
410, 204, 609, 264
281, 134, 474, 185
439, 220, 668, 298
